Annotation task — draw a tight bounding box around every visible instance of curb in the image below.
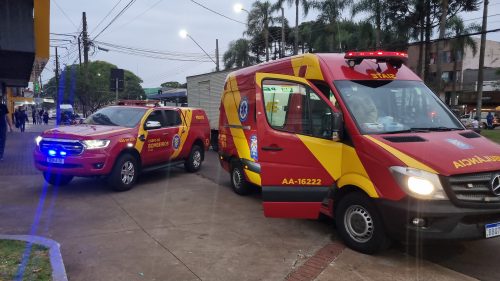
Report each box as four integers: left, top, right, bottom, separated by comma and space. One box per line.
0, 234, 68, 281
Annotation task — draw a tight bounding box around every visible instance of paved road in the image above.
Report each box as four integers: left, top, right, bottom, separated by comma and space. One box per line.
0, 123, 496, 280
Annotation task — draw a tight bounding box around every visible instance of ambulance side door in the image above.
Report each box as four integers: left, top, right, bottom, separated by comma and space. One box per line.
256, 73, 342, 219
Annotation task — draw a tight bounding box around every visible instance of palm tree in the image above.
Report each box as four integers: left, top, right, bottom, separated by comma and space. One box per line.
223, 39, 255, 69
246, 1, 276, 62
351, 0, 385, 49
276, 0, 311, 55
445, 16, 480, 99
310, 0, 353, 52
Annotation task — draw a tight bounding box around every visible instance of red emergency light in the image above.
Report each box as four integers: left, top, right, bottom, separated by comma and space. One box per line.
344, 51, 408, 68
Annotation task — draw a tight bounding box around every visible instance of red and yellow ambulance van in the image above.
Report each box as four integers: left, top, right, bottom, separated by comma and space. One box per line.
218, 51, 500, 254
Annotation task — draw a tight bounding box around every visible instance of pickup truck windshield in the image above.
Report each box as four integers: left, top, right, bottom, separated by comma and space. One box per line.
83, 107, 147, 128
335, 80, 464, 135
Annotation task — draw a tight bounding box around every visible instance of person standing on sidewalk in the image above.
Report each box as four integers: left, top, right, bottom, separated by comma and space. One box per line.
0, 102, 14, 160
32, 109, 37, 125
19, 109, 28, 132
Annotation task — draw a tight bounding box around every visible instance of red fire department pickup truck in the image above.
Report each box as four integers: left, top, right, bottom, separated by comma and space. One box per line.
218, 51, 500, 254
34, 103, 210, 191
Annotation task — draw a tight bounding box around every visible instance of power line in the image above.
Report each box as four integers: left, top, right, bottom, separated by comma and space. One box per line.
112, 0, 164, 31
93, 0, 137, 40
52, 0, 78, 29
190, 0, 246, 25
91, 0, 125, 34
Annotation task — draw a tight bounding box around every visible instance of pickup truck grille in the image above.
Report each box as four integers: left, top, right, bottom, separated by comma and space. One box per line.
448, 172, 500, 204
39, 138, 84, 156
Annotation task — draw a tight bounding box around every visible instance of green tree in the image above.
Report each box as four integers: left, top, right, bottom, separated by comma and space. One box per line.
276, 0, 311, 55
44, 61, 144, 115
445, 16, 480, 98
310, 0, 353, 52
246, 1, 277, 62
351, 0, 385, 48
223, 39, 255, 69
161, 81, 183, 88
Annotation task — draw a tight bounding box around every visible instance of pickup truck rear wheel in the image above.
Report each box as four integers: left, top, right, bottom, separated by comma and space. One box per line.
108, 154, 138, 191
185, 145, 203, 172
230, 163, 251, 195
335, 192, 390, 254
43, 172, 73, 186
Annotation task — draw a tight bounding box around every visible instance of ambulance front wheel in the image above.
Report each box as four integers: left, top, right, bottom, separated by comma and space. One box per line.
335, 192, 390, 254
230, 163, 251, 195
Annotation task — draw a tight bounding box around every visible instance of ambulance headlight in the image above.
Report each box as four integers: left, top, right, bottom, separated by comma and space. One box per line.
81, 140, 110, 149
390, 167, 447, 200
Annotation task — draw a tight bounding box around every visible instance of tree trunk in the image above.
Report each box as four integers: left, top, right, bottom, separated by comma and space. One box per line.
451, 52, 458, 105
417, 10, 425, 78
423, 0, 431, 84
476, 0, 489, 118
375, 1, 381, 48
435, 0, 449, 98
294, 0, 299, 55
265, 15, 269, 62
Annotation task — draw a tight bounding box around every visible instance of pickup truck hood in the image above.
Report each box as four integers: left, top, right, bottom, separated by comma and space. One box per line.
368, 130, 500, 176
42, 125, 134, 139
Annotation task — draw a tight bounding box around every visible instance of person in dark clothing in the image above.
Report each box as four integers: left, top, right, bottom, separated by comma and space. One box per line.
19, 109, 28, 132
486, 112, 494, 129
32, 110, 37, 124
0, 103, 14, 160
43, 111, 49, 125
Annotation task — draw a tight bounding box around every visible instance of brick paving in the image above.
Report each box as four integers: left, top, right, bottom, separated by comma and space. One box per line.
0, 121, 54, 176
285, 242, 345, 281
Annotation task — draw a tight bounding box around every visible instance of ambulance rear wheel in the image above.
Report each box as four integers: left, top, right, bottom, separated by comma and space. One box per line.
43, 172, 73, 186
335, 192, 390, 254
231, 163, 251, 195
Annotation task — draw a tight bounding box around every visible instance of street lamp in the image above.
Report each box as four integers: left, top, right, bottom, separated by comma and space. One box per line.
233, 3, 248, 14
179, 29, 219, 71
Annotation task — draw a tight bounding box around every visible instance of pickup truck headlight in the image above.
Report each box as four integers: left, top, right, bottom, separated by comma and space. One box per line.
35, 136, 43, 146
390, 166, 447, 200
81, 140, 110, 149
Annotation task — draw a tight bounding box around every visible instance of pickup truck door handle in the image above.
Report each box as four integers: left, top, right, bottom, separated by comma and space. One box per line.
162, 132, 170, 136
262, 146, 283, 151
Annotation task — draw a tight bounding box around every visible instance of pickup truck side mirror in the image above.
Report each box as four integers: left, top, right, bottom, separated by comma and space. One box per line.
331, 112, 344, 141
145, 120, 162, 130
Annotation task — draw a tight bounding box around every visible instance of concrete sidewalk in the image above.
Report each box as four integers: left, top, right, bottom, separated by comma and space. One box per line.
0, 125, 480, 281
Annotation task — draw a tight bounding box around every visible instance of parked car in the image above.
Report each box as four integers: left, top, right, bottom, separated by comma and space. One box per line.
34, 104, 210, 191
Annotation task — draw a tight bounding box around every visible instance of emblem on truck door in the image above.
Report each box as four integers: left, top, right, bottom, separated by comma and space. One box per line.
239, 97, 249, 122
173, 135, 181, 150
491, 174, 500, 196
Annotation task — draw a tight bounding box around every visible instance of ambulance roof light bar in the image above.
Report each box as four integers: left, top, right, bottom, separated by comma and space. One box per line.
345, 51, 408, 69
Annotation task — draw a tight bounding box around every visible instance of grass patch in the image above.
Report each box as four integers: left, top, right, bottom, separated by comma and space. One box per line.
0, 240, 51, 281
480, 129, 500, 144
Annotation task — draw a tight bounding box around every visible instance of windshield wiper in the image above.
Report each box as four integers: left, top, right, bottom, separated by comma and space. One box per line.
383, 128, 431, 134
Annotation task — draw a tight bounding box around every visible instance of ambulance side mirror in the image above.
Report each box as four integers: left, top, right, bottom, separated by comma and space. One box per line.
331, 112, 344, 142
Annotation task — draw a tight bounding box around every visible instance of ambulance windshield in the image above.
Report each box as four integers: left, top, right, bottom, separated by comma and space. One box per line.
335, 80, 464, 135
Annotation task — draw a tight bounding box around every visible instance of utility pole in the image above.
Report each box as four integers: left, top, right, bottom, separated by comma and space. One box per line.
82, 12, 89, 65
476, 0, 489, 119
55, 47, 60, 88
77, 36, 82, 66
215, 39, 220, 72
281, 8, 285, 58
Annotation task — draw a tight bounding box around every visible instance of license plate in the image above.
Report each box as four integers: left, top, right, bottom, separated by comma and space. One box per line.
485, 222, 500, 238
47, 157, 64, 164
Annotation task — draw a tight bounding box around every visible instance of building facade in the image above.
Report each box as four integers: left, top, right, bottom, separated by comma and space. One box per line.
407, 38, 500, 106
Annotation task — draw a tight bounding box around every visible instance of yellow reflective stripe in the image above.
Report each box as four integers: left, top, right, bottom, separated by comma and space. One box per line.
170, 109, 193, 159
135, 108, 154, 153
365, 135, 437, 174
291, 53, 324, 80
224, 75, 252, 161
297, 135, 379, 198
245, 169, 261, 186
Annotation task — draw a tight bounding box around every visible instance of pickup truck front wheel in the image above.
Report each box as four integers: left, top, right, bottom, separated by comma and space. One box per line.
43, 172, 73, 186
109, 154, 138, 191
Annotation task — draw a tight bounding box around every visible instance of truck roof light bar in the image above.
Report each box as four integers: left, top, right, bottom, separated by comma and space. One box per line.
345, 51, 408, 69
